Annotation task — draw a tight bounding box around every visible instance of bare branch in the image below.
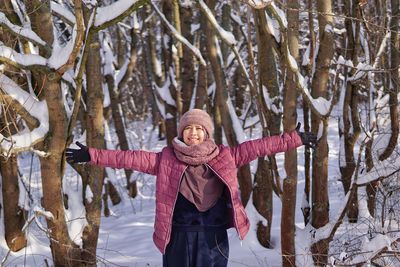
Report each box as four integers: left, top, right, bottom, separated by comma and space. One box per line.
56, 0, 85, 75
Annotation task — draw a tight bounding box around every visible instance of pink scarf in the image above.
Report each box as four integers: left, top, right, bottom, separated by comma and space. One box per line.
172, 137, 219, 165
172, 137, 223, 211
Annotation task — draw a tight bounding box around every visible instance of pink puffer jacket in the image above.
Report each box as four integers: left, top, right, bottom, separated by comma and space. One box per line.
89, 130, 302, 254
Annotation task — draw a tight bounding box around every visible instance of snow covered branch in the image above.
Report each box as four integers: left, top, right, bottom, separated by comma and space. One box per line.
94, 0, 149, 30
0, 74, 48, 156
0, 44, 48, 70
0, 12, 52, 55
241, 0, 273, 9
198, 0, 236, 46
151, 2, 207, 67
50, 2, 76, 26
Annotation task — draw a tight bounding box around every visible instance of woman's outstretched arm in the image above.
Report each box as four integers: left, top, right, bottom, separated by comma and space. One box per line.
66, 142, 161, 175
229, 130, 303, 168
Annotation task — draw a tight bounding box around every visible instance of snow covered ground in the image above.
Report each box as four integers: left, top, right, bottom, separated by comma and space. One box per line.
0, 115, 352, 267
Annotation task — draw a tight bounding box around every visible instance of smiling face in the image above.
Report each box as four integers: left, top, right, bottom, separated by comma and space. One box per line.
182, 124, 206, 146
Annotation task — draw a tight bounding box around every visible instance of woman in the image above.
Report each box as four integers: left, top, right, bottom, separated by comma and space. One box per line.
66, 109, 317, 267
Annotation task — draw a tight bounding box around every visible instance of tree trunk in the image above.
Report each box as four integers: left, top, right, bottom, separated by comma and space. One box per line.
340, 0, 361, 223
194, 9, 210, 111
254, 9, 282, 196
379, 0, 399, 161
310, 0, 334, 264
252, 157, 273, 248
251, 9, 282, 248
25, 1, 81, 265
0, 1, 28, 252
301, 0, 315, 226
232, 66, 246, 118
81, 28, 106, 266
180, 4, 195, 113
203, 0, 252, 206
281, 1, 299, 265
140, 6, 164, 138
220, 3, 231, 65
163, 1, 178, 145
40, 77, 81, 266
0, 156, 27, 252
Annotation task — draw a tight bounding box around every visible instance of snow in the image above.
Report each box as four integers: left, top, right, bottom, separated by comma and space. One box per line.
0, 12, 48, 47
0, 44, 47, 67
101, 38, 115, 76
297, 72, 332, 116
227, 97, 246, 143
115, 60, 129, 86
270, 2, 287, 28
199, 0, 237, 46
0, 74, 49, 154
85, 186, 94, 203
262, 85, 281, 114
50, 2, 76, 25
33, 206, 54, 220
155, 75, 176, 106
287, 47, 299, 71
95, 0, 140, 27
48, 23, 78, 70
349, 234, 392, 265
266, 11, 281, 42
63, 167, 87, 246
348, 62, 374, 82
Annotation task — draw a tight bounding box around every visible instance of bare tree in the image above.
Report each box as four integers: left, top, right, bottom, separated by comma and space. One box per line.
281, 0, 299, 265
339, 0, 362, 223
310, 0, 334, 264
378, 0, 399, 161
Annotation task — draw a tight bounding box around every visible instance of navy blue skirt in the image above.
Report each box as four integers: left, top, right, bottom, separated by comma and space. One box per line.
163, 228, 229, 267
163, 193, 230, 267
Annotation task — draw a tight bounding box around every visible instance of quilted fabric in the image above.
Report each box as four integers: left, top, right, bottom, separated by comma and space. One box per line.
88, 130, 302, 254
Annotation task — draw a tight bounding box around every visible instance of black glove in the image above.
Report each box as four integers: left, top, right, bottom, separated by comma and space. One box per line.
296, 122, 317, 149
65, 142, 91, 164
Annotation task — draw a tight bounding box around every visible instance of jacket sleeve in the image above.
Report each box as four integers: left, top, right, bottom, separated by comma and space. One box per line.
88, 148, 161, 176
229, 130, 303, 168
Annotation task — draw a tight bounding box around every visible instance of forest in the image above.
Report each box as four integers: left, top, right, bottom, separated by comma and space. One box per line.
0, 0, 399, 266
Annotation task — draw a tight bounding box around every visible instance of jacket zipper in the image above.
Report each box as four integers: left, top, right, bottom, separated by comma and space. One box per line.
163, 165, 188, 253
205, 163, 242, 240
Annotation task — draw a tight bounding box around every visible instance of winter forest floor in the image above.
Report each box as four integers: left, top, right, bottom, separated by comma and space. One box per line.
1, 112, 349, 267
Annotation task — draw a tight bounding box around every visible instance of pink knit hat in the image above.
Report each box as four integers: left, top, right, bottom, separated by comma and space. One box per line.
178, 109, 214, 138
